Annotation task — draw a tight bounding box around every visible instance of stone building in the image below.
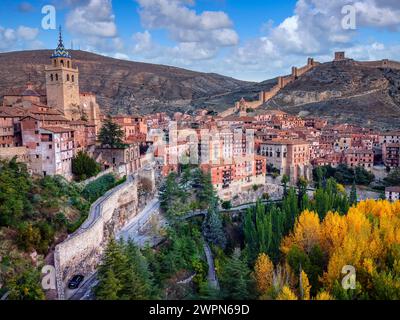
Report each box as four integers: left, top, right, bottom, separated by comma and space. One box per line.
45, 28, 80, 120
95, 144, 141, 176
260, 139, 312, 183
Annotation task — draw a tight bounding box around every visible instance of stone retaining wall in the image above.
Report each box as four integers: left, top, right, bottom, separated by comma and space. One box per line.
54, 175, 139, 300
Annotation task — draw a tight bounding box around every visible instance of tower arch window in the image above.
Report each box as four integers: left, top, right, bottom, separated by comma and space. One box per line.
50, 74, 54, 81
55, 74, 58, 81
60, 60, 64, 66
67, 74, 70, 81
67, 61, 70, 68
72, 75, 75, 82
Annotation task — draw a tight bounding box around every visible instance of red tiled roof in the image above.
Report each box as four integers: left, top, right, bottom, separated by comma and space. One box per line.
41, 126, 75, 133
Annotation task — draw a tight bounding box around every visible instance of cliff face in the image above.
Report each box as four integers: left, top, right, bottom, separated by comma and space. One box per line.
261, 60, 400, 130
0, 50, 251, 115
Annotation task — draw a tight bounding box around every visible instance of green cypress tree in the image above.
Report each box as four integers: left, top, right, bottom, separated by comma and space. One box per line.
349, 181, 358, 206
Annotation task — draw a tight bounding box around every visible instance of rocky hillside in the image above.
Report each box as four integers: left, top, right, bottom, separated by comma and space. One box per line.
0, 50, 252, 115
262, 60, 400, 130
1, 50, 400, 129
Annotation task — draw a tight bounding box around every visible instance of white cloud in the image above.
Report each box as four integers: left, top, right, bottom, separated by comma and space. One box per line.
223, 0, 400, 81
135, 0, 239, 61
0, 25, 41, 51
66, 0, 117, 37
65, 0, 124, 55
17, 26, 39, 41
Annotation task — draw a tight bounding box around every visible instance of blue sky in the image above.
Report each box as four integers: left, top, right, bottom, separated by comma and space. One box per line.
1, 0, 400, 81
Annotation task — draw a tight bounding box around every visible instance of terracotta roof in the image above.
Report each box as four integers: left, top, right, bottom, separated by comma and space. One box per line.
386, 186, 400, 193
41, 126, 75, 133
0, 106, 26, 117
21, 113, 69, 122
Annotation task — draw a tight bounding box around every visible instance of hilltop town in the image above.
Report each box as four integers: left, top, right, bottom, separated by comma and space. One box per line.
1, 31, 400, 301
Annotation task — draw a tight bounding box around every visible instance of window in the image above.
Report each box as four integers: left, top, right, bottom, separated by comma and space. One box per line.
67, 61, 70, 68
55, 74, 58, 81
50, 74, 54, 81
67, 74, 70, 81
49, 145, 52, 149
72, 75, 75, 82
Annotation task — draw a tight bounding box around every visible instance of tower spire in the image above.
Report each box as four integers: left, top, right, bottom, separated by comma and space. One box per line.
51, 25, 71, 59
58, 25, 63, 47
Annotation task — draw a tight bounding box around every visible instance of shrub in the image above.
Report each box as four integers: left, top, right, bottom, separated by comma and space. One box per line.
82, 174, 117, 203
72, 151, 101, 182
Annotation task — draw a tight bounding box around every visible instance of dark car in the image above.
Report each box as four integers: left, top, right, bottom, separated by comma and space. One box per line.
68, 275, 84, 290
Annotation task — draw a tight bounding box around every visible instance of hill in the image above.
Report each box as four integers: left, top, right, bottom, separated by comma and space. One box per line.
0, 50, 252, 115
261, 59, 400, 130
1, 50, 400, 129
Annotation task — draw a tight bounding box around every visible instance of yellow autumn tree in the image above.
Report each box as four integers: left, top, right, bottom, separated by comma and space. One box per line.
315, 291, 334, 300
281, 210, 322, 255
254, 253, 274, 296
276, 285, 298, 300
320, 211, 347, 256
300, 270, 311, 300
278, 199, 400, 298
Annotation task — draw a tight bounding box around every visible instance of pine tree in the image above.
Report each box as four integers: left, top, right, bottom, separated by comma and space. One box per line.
95, 239, 128, 299
202, 198, 226, 249
221, 248, 252, 300
122, 241, 157, 299
95, 269, 122, 300
98, 115, 125, 148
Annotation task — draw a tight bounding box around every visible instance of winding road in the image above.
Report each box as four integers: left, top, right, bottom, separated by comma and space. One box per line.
68, 197, 161, 300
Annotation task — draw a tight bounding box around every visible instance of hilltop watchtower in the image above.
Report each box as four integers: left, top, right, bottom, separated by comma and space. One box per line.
334, 52, 346, 61
45, 27, 80, 120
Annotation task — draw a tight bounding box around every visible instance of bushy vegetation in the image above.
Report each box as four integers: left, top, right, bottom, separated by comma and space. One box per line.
313, 164, 375, 187
72, 151, 101, 182
384, 168, 400, 187
82, 174, 119, 203
0, 158, 122, 300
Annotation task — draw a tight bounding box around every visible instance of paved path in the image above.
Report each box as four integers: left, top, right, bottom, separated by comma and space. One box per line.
117, 198, 160, 242
203, 243, 219, 290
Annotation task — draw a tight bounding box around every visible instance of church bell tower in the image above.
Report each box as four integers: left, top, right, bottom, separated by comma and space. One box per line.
45, 27, 80, 120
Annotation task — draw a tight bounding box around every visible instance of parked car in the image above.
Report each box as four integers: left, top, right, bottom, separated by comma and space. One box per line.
68, 275, 85, 290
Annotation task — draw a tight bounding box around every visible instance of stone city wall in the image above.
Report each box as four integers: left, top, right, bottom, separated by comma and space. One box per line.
54, 175, 139, 300
356, 60, 400, 70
